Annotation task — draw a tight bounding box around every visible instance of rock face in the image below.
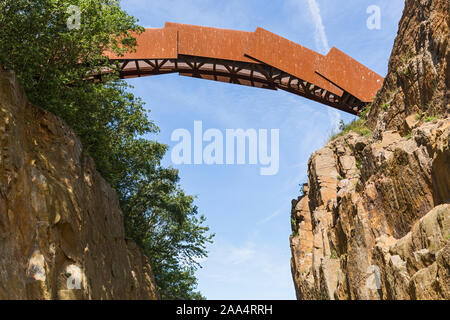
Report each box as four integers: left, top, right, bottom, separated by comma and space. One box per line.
0, 70, 158, 300
290, 125, 449, 300
290, 0, 449, 300
367, 0, 449, 134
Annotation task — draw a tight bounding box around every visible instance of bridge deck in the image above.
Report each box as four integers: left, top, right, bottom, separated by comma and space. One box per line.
105, 23, 384, 115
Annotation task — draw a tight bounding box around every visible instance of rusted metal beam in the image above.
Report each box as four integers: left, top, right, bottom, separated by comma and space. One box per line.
104, 23, 384, 115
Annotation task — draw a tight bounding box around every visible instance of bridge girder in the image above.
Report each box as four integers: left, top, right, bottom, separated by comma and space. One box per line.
105, 23, 384, 115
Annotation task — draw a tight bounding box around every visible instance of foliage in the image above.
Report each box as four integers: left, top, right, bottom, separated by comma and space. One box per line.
381, 102, 390, 111
359, 104, 371, 118
291, 217, 298, 236
330, 250, 338, 260
0, 0, 213, 300
328, 104, 373, 142
425, 115, 438, 122
329, 118, 372, 141
403, 67, 410, 76
415, 112, 438, 123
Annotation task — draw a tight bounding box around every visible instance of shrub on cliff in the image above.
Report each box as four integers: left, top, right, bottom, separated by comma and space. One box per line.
0, 0, 213, 300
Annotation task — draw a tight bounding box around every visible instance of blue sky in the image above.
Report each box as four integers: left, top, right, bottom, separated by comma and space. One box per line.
119, 0, 404, 300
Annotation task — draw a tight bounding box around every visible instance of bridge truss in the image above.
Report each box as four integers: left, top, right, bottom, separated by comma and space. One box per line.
106, 23, 384, 115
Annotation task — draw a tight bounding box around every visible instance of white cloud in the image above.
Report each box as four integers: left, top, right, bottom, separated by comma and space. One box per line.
306, 0, 330, 54
259, 208, 283, 224
227, 242, 256, 265
301, 0, 342, 142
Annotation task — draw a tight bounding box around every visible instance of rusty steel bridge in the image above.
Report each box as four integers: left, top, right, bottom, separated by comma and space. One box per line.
105, 23, 384, 115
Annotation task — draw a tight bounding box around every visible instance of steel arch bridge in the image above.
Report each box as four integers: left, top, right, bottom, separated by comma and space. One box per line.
105, 22, 384, 115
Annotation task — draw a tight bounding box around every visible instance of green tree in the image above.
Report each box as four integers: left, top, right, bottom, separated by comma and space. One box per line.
0, 0, 213, 299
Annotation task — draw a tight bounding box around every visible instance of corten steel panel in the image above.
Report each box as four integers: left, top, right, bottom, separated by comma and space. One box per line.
103, 22, 382, 114
316, 47, 384, 102
165, 22, 255, 63
246, 28, 343, 97
106, 28, 178, 60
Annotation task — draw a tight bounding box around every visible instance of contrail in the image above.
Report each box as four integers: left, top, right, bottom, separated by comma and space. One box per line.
306, 0, 330, 55
305, 0, 343, 131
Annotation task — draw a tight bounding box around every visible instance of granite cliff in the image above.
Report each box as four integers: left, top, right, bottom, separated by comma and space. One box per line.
0, 70, 158, 300
290, 0, 449, 300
